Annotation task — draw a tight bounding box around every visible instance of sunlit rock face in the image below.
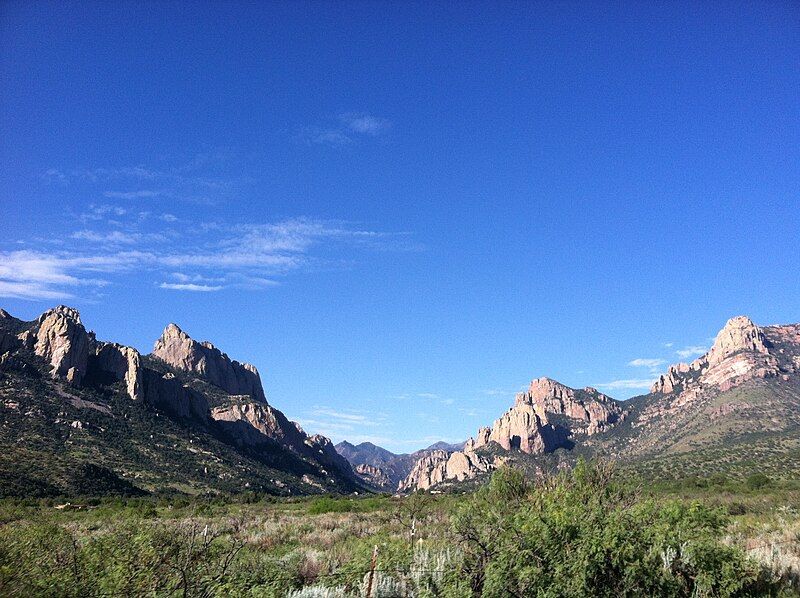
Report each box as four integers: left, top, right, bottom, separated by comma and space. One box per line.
401, 377, 626, 492
92, 343, 143, 401
33, 306, 90, 385
152, 323, 265, 402
650, 316, 793, 398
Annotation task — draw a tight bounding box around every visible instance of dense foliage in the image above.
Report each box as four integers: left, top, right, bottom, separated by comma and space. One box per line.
0, 462, 797, 597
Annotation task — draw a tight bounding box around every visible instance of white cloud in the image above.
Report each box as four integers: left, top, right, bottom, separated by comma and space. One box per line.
0, 280, 74, 300
339, 112, 391, 136
628, 358, 665, 368
71, 230, 142, 244
663, 342, 674, 348
311, 407, 374, 424
482, 388, 514, 397
593, 378, 656, 390
297, 113, 391, 147
159, 282, 223, 292
103, 190, 166, 199
676, 345, 708, 359
1, 217, 412, 300
417, 392, 439, 399
313, 130, 353, 146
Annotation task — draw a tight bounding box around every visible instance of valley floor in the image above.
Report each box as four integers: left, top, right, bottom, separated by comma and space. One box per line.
1, 464, 800, 597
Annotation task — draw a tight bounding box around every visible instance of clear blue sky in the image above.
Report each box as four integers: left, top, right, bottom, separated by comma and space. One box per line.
1, 1, 798, 452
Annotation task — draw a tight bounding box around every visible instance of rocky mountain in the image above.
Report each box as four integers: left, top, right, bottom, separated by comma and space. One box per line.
335, 440, 466, 492
400, 378, 625, 491
0, 306, 362, 497
400, 315, 800, 492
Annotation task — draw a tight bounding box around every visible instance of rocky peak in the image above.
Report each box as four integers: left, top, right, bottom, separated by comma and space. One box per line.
152, 323, 266, 402
401, 377, 625, 492
706, 316, 768, 366
515, 377, 623, 435
650, 316, 783, 397
517, 377, 571, 404
33, 306, 90, 385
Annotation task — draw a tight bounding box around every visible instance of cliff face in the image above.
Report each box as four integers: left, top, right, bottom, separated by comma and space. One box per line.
465, 378, 623, 456
401, 378, 625, 492
399, 315, 800, 493
0, 305, 360, 496
152, 323, 266, 402
644, 316, 800, 424
32, 306, 90, 385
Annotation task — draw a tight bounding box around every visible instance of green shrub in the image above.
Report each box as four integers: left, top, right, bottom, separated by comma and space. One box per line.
452, 459, 777, 597
746, 473, 771, 490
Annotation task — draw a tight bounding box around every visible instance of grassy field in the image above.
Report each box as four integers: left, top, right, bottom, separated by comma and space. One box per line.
1, 463, 799, 597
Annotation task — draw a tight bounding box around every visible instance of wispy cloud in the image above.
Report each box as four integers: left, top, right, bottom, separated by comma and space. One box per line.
627, 358, 665, 368
311, 407, 377, 424
302, 129, 354, 146
482, 388, 515, 397
1, 216, 415, 300
417, 392, 439, 399
297, 112, 391, 147
296, 406, 388, 442
593, 378, 655, 390
339, 112, 391, 136
103, 190, 167, 200
42, 153, 246, 206
159, 282, 223, 292
676, 345, 708, 359
71, 230, 143, 245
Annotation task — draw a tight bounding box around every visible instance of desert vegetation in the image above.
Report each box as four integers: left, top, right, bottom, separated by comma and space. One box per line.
0, 461, 798, 597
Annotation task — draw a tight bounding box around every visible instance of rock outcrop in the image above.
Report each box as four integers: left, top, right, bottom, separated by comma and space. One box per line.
33, 306, 90, 385
353, 463, 392, 489
153, 324, 265, 402
401, 378, 625, 492
650, 316, 785, 397
211, 400, 297, 446
398, 449, 493, 492
465, 378, 623, 455
91, 343, 143, 401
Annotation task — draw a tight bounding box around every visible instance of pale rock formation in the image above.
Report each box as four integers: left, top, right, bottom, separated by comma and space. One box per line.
153, 324, 265, 401
467, 378, 623, 454
140, 368, 209, 421
651, 316, 782, 397
354, 463, 392, 489
33, 306, 90, 385
400, 377, 625, 492
211, 401, 354, 476
92, 343, 143, 401
210, 401, 290, 445
398, 449, 493, 492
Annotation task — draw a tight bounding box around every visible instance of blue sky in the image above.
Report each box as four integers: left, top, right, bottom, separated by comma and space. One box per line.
1, 1, 798, 452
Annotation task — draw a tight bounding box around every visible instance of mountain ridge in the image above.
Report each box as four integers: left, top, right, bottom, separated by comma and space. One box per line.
0, 305, 362, 497
399, 315, 800, 492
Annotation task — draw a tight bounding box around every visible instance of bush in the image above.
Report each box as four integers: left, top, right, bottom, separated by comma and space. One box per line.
452, 460, 777, 597
746, 473, 771, 490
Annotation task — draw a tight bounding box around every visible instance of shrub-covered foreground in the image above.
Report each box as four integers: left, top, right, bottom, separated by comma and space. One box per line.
0, 461, 798, 597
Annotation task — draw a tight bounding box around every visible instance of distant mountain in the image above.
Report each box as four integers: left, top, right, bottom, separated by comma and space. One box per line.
400, 316, 800, 492
335, 441, 398, 467
335, 439, 465, 492
425, 440, 465, 452
0, 306, 363, 497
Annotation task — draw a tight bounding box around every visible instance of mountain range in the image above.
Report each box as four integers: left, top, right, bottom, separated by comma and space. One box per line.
2, 307, 798, 497
334, 315, 800, 492
0, 305, 362, 497
334, 440, 465, 491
